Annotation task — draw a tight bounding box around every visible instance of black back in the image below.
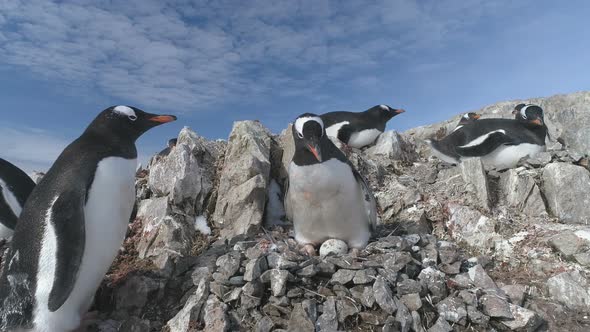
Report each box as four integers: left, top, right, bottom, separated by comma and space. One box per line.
0, 158, 35, 229
0, 106, 175, 329
321, 105, 401, 131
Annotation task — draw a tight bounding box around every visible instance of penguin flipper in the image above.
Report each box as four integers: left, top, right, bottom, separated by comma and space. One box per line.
456, 130, 515, 157
337, 125, 355, 144
351, 168, 378, 232
47, 190, 85, 312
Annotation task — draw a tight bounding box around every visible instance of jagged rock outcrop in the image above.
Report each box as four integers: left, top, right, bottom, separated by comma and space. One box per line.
542, 163, 590, 224
213, 121, 272, 239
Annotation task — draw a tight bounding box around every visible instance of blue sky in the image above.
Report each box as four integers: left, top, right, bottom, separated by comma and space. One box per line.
1, 0, 589, 172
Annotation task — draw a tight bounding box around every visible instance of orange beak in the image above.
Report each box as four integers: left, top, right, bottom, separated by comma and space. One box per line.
307, 144, 322, 162
395, 109, 406, 114
529, 118, 543, 126
473, 114, 481, 120
149, 115, 177, 123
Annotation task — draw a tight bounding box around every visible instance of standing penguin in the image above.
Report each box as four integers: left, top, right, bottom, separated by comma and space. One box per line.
0, 106, 176, 332
0, 158, 36, 239
431, 105, 548, 169
284, 113, 377, 255
321, 104, 405, 149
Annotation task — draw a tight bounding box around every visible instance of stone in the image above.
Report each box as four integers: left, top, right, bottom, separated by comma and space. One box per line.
266, 253, 298, 270
119, 317, 150, 332
166, 279, 210, 331
216, 251, 242, 280
395, 298, 413, 332
319, 239, 349, 258
400, 293, 422, 311
499, 169, 547, 216
501, 284, 528, 306
359, 311, 389, 325
460, 158, 490, 209
542, 163, 590, 224
436, 241, 459, 264
547, 270, 590, 311
427, 317, 453, 332
241, 281, 264, 310
364, 130, 418, 163
480, 294, 513, 319
374, 276, 398, 314
394, 207, 432, 235
255, 316, 274, 332
549, 231, 589, 258
316, 297, 338, 331
468, 264, 498, 292
350, 285, 376, 308
397, 279, 423, 296
302, 299, 318, 322
203, 296, 229, 332
115, 275, 161, 312
418, 267, 447, 304
316, 261, 337, 275
436, 296, 467, 325
148, 127, 218, 213
353, 269, 376, 285
381, 316, 398, 332
330, 269, 356, 285
270, 269, 290, 297
297, 264, 318, 278
244, 257, 268, 282
501, 304, 542, 331
446, 204, 501, 251
214, 121, 272, 238
466, 305, 489, 327
288, 303, 315, 332
411, 311, 425, 332
336, 297, 359, 323
458, 290, 477, 307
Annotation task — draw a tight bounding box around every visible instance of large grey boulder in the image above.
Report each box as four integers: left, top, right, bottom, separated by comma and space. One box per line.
542, 163, 590, 224
363, 130, 418, 163
499, 168, 547, 217
547, 270, 590, 311
213, 121, 272, 239
460, 158, 490, 210
148, 127, 221, 214
445, 205, 501, 252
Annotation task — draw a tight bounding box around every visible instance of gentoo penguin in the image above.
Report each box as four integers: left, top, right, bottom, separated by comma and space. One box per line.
430, 105, 547, 169
321, 104, 405, 149
284, 113, 377, 255
456, 112, 481, 128
427, 113, 481, 164
0, 106, 176, 332
0, 158, 36, 239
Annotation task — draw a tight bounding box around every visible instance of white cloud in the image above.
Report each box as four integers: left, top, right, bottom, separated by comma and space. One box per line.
0, 0, 520, 110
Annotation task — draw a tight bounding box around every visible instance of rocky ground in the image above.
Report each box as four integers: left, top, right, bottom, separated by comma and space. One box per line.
2, 92, 590, 332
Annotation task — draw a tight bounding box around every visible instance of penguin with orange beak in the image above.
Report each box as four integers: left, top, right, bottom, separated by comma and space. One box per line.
284, 113, 377, 255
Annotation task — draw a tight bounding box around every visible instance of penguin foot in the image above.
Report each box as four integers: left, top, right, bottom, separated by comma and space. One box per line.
300, 244, 318, 256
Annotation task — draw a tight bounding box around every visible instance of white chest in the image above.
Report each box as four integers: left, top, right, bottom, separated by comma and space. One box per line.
348, 129, 382, 148
289, 159, 356, 196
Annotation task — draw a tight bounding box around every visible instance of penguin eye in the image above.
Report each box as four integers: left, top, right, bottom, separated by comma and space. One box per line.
297, 132, 304, 139
128, 115, 138, 121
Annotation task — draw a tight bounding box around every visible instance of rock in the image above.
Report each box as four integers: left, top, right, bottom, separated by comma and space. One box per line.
316, 297, 338, 331
166, 279, 210, 331
446, 205, 501, 251
468, 265, 498, 292
350, 285, 376, 308
319, 239, 349, 258
297, 264, 318, 278
501, 284, 528, 306
381, 316, 398, 332
244, 257, 268, 282
376, 178, 422, 223
216, 251, 242, 280
458, 290, 477, 307
395, 298, 413, 332
547, 270, 590, 311
436, 241, 459, 265
359, 311, 389, 325
203, 296, 229, 332
499, 168, 547, 217
363, 130, 418, 163
214, 121, 272, 238
418, 267, 447, 304
255, 316, 274, 332
288, 303, 315, 332
330, 269, 356, 285
374, 276, 398, 314
549, 230, 590, 266
427, 317, 453, 332
316, 261, 337, 275
267, 253, 298, 270
115, 275, 161, 312
353, 269, 376, 285
397, 279, 423, 296
148, 127, 218, 213
501, 304, 542, 331
466, 305, 489, 327
436, 296, 467, 325
270, 269, 291, 296
523, 151, 553, 167
241, 281, 264, 309
480, 294, 513, 319
119, 317, 150, 332
542, 163, 590, 224
394, 207, 432, 235
336, 297, 359, 323
400, 293, 422, 311
411, 311, 425, 332
460, 158, 490, 209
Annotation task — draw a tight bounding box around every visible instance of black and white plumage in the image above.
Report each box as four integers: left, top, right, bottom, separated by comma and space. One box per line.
429, 105, 547, 170
0, 105, 176, 332
321, 104, 405, 149
284, 113, 377, 253
0, 158, 36, 239
456, 112, 481, 128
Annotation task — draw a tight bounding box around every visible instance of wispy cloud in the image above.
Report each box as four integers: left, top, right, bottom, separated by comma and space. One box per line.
0, 0, 521, 111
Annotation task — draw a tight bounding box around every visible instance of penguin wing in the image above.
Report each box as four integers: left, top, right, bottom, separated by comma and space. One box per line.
351, 167, 378, 231
455, 130, 515, 157
47, 190, 86, 312
336, 124, 356, 144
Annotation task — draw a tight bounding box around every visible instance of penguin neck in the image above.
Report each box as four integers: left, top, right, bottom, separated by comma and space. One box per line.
80, 128, 138, 159
292, 137, 344, 166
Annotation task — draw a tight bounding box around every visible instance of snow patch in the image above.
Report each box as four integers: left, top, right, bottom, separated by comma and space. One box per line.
195, 215, 211, 235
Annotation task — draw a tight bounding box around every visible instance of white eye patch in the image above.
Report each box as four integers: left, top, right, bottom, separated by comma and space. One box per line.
463, 113, 470, 119
294, 116, 324, 137
379, 104, 389, 111
113, 105, 137, 120
520, 104, 532, 119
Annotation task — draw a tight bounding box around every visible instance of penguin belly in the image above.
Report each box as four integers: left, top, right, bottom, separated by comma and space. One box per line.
476, 143, 545, 170
347, 129, 382, 149
33, 157, 136, 332
288, 159, 371, 249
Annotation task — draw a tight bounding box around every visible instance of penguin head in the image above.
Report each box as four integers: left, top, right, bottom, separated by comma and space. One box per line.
87, 105, 177, 142
458, 112, 481, 125
513, 104, 545, 127
368, 104, 405, 121
293, 113, 325, 162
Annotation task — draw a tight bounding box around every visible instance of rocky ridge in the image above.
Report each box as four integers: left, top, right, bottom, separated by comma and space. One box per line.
3, 92, 589, 331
